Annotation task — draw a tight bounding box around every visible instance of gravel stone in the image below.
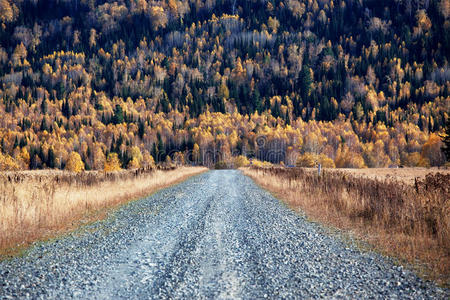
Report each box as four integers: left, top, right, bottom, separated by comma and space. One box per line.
0, 170, 448, 299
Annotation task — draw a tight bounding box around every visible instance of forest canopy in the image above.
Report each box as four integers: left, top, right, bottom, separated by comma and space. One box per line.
0, 0, 449, 170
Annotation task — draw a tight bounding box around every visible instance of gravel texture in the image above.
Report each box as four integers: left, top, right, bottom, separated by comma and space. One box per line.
0, 170, 448, 299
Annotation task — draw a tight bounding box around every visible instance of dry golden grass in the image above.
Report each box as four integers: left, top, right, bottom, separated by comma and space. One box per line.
324, 167, 450, 185
242, 166, 450, 286
0, 166, 207, 255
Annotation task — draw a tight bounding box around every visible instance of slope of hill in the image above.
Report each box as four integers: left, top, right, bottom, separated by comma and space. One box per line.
0, 0, 448, 170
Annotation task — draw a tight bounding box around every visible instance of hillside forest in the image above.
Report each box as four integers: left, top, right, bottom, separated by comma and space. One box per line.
0, 0, 449, 171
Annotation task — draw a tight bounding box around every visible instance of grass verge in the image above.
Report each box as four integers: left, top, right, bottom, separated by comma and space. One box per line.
0, 166, 207, 257
241, 166, 449, 286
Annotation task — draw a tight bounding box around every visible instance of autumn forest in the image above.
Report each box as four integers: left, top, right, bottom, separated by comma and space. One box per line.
0, 0, 449, 171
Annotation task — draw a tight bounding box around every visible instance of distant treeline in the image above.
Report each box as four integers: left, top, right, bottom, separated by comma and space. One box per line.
0, 0, 448, 170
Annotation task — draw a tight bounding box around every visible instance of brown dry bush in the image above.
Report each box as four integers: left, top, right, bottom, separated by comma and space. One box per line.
243, 166, 450, 284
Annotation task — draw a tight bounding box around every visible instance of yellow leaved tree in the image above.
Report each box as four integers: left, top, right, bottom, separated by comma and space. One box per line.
65, 152, 85, 172
296, 152, 316, 167
104, 153, 121, 172
93, 145, 106, 170
127, 157, 140, 169
0, 152, 19, 170
142, 151, 155, 169
127, 146, 143, 169
335, 145, 366, 168
420, 133, 445, 166
296, 153, 335, 168
234, 155, 249, 168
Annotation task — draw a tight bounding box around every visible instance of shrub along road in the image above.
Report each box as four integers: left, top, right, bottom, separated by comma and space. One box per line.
0, 170, 447, 299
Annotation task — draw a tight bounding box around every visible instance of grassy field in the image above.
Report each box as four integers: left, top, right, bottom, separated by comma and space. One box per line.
242, 166, 450, 285
0, 166, 207, 256
318, 167, 450, 185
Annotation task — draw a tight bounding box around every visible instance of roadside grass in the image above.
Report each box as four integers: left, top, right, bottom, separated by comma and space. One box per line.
317, 167, 450, 185
0, 166, 207, 257
241, 166, 450, 286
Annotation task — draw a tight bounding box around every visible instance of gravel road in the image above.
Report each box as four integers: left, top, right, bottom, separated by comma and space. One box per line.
0, 170, 447, 299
